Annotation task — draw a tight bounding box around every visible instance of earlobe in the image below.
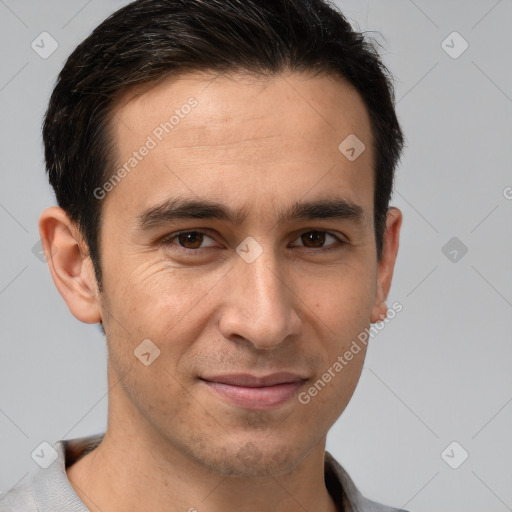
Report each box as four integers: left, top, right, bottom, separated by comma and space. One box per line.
370, 207, 402, 324
370, 286, 388, 324
39, 206, 102, 324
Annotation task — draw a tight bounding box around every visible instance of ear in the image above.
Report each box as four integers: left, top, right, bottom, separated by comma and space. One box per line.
38, 206, 102, 324
370, 207, 402, 323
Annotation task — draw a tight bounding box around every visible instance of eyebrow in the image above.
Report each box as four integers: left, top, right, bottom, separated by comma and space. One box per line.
137, 197, 365, 230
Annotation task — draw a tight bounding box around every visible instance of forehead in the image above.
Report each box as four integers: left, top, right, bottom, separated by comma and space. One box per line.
105, 70, 374, 222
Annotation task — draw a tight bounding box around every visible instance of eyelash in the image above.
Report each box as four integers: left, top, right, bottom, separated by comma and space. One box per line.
161, 230, 346, 254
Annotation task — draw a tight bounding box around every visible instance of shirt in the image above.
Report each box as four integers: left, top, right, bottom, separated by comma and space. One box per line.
0, 434, 410, 512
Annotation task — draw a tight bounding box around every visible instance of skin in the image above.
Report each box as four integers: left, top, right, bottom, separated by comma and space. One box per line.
39, 70, 402, 512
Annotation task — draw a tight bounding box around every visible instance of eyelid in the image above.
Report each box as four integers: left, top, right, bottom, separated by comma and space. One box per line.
295, 229, 346, 249
161, 229, 220, 250
161, 229, 348, 254
289, 230, 347, 250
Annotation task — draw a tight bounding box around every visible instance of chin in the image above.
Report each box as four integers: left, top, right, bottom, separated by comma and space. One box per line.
188, 436, 310, 478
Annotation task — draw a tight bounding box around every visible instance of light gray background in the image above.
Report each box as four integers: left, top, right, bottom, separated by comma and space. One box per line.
0, 1, 511, 511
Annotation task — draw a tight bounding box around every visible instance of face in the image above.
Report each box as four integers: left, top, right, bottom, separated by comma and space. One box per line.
84, 71, 397, 476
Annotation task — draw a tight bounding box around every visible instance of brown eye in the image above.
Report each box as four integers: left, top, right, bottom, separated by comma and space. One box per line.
177, 231, 204, 249
301, 231, 327, 248
293, 230, 342, 249
163, 231, 218, 251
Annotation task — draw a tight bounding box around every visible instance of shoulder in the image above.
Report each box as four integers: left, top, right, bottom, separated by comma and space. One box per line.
0, 435, 102, 512
0, 480, 38, 512
325, 451, 411, 512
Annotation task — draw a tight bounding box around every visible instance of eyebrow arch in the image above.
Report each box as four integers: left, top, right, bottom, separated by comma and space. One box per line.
137, 197, 365, 230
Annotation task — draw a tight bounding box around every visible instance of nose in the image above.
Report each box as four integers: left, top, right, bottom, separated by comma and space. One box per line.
218, 247, 302, 350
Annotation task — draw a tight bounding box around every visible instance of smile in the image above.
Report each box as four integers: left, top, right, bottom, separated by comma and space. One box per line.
199, 372, 308, 410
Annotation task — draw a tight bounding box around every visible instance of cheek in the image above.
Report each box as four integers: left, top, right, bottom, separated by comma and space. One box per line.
300, 267, 375, 402
101, 254, 230, 373
304, 263, 376, 330
104, 253, 213, 326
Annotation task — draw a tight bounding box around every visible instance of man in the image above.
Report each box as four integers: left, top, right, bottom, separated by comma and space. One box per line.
0, 0, 407, 510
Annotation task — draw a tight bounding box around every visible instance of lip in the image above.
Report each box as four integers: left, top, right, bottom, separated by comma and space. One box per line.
200, 372, 307, 410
